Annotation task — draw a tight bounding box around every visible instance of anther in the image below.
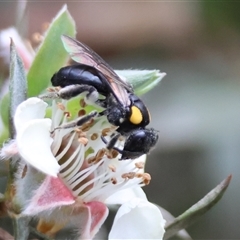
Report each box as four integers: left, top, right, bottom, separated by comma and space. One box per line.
108, 165, 116, 172
87, 156, 97, 164
78, 137, 88, 146
122, 172, 136, 179
102, 128, 111, 137
111, 178, 117, 184
106, 149, 119, 159
80, 99, 86, 108
90, 133, 99, 141
135, 162, 144, 169
32, 32, 43, 43
64, 111, 70, 118
142, 173, 151, 185
111, 149, 119, 159
96, 148, 106, 159
57, 102, 65, 111
78, 109, 86, 117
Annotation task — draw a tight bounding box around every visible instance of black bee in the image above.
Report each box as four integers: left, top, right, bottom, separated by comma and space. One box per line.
51, 35, 158, 160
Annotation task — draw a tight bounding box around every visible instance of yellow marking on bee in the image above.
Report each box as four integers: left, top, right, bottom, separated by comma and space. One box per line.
130, 106, 143, 124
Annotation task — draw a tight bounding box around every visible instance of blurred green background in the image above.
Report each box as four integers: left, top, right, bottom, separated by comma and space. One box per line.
0, 1, 240, 239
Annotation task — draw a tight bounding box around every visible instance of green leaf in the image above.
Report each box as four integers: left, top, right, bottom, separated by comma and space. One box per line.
0, 94, 10, 146
9, 39, 27, 138
115, 69, 166, 96
0, 38, 27, 142
27, 4, 76, 97
0, 94, 10, 130
164, 175, 232, 240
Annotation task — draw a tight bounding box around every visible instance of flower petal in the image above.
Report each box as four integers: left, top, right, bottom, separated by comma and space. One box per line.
109, 198, 165, 240
14, 97, 48, 133
105, 187, 147, 205
16, 118, 60, 176
85, 201, 109, 239
23, 176, 75, 215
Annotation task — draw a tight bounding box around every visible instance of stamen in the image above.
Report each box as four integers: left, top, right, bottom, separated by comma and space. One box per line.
87, 156, 97, 164
87, 149, 105, 164
122, 172, 136, 180
111, 177, 117, 184
55, 132, 76, 161
78, 109, 86, 117
57, 102, 65, 111
47, 91, 147, 205
135, 162, 145, 169
62, 148, 84, 181
71, 159, 105, 196
80, 119, 95, 132
102, 128, 112, 137
80, 98, 86, 108
142, 173, 151, 185
108, 165, 116, 172
64, 111, 71, 118
96, 148, 106, 160
90, 133, 98, 141
78, 137, 88, 146
59, 144, 82, 176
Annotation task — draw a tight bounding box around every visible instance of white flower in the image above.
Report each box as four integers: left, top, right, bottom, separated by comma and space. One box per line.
3, 96, 165, 239
109, 198, 166, 240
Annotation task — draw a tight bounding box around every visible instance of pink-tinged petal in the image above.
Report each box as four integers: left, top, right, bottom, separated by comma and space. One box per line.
86, 201, 109, 238
109, 198, 165, 240
68, 201, 108, 240
16, 118, 60, 176
14, 97, 48, 132
23, 176, 75, 215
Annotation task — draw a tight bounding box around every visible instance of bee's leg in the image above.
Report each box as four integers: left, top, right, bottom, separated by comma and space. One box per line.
101, 133, 121, 150
40, 84, 99, 102
51, 111, 98, 133
94, 99, 107, 108
58, 84, 99, 101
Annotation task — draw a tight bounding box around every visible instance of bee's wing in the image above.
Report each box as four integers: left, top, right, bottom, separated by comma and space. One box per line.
61, 35, 133, 106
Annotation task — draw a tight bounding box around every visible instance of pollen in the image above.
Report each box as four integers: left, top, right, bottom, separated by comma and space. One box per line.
130, 106, 142, 125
